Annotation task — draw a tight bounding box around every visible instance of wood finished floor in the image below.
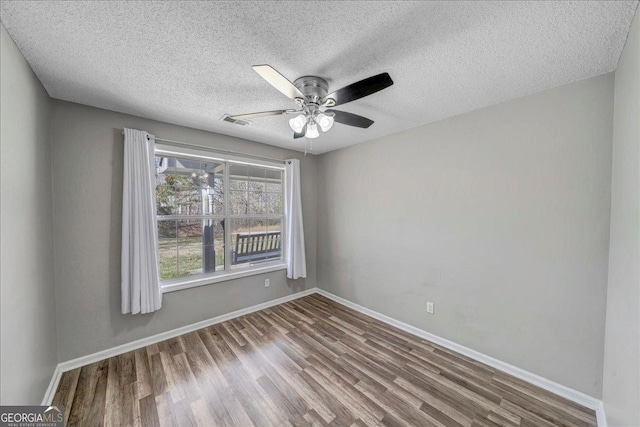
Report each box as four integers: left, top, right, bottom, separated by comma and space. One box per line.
53, 294, 597, 427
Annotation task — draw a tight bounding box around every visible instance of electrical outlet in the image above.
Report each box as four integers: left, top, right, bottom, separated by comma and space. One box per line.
427, 301, 434, 314
264, 278, 270, 288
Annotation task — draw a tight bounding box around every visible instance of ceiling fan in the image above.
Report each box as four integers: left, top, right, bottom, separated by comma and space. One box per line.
229, 65, 394, 139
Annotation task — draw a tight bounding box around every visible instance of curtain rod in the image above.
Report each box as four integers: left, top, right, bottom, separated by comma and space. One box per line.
121, 130, 286, 164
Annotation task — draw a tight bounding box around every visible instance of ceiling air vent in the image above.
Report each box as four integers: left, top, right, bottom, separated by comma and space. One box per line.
221, 114, 250, 126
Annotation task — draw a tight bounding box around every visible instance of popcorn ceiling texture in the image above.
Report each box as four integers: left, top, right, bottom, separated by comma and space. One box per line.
0, 1, 637, 154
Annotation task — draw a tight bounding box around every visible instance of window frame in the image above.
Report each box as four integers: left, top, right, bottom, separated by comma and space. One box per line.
155, 143, 287, 293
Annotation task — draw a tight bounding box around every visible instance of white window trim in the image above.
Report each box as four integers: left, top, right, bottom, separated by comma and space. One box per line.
155, 143, 287, 293
161, 262, 287, 293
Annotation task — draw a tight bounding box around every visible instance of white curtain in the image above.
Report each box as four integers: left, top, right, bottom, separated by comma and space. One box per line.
284, 159, 307, 279
121, 128, 162, 314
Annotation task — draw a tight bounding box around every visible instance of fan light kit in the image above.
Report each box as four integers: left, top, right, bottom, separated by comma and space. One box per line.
229, 65, 394, 139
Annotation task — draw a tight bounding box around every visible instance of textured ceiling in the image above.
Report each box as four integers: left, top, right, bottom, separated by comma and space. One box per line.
1, 1, 637, 154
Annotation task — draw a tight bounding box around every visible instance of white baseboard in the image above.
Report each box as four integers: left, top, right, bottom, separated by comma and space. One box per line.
595, 401, 608, 427
315, 289, 604, 414
42, 286, 606, 427
42, 287, 317, 404
41, 365, 62, 406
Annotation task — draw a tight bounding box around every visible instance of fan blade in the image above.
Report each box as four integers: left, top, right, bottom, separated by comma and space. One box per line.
253, 65, 305, 101
294, 124, 307, 139
324, 73, 393, 106
327, 109, 374, 128
229, 110, 294, 120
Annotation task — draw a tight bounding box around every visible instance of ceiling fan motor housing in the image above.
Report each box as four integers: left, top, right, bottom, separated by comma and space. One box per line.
293, 76, 329, 104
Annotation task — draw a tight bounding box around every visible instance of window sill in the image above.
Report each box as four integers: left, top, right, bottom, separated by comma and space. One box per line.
160, 263, 287, 294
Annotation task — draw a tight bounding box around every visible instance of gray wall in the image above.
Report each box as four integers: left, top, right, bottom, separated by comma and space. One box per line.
51, 100, 317, 362
0, 26, 58, 404
603, 8, 640, 427
316, 74, 614, 397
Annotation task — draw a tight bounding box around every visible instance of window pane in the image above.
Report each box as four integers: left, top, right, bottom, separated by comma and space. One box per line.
229, 190, 248, 215
229, 164, 248, 190
177, 220, 202, 277
156, 156, 224, 216
265, 192, 281, 215
203, 176, 225, 216
166, 219, 227, 278
248, 167, 265, 215
248, 166, 266, 191
203, 219, 225, 272
248, 191, 264, 215
267, 218, 283, 261
266, 169, 283, 216
231, 218, 282, 268
158, 220, 178, 280
174, 186, 202, 215
248, 219, 268, 261
267, 217, 282, 233
265, 182, 281, 192
230, 219, 248, 269
202, 161, 224, 215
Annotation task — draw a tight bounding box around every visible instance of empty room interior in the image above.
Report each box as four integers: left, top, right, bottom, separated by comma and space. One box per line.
1, 1, 639, 426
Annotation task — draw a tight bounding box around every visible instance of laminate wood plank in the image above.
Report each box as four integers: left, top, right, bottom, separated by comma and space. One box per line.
157, 351, 187, 403
433, 347, 497, 377
271, 333, 311, 370
167, 337, 185, 356
146, 343, 159, 357
237, 316, 265, 338
491, 380, 593, 427
304, 363, 384, 425
148, 352, 168, 397
171, 398, 197, 426
487, 411, 521, 427
319, 317, 368, 343
219, 388, 255, 427
198, 327, 278, 426
439, 367, 503, 404
79, 360, 109, 427
394, 376, 473, 427
303, 409, 329, 427
134, 348, 153, 399
53, 295, 597, 426
408, 362, 521, 424
332, 356, 388, 395
494, 371, 592, 415
492, 375, 596, 424
222, 319, 248, 347
106, 352, 140, 427
256, 374, 307, 421
306, 353, 359, 386
263, 307, 297, 330
65, 361, 103, 427
190, 397, 220, 427
153, 392, 177, 427
299, 368, 356, 426
255, 309, 290, 335
354, 378, 435, 427
248, 312, 274, 334
181, 339, 235, 426
507, 401, 558, 427
327, 315, 366, 336
243, 330, 336, 424
139, 394, 161, 427
52, 369, 80, 426
409, 347, 496, 384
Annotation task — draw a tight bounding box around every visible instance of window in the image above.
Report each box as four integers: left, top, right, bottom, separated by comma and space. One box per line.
155, 144, 285, 291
